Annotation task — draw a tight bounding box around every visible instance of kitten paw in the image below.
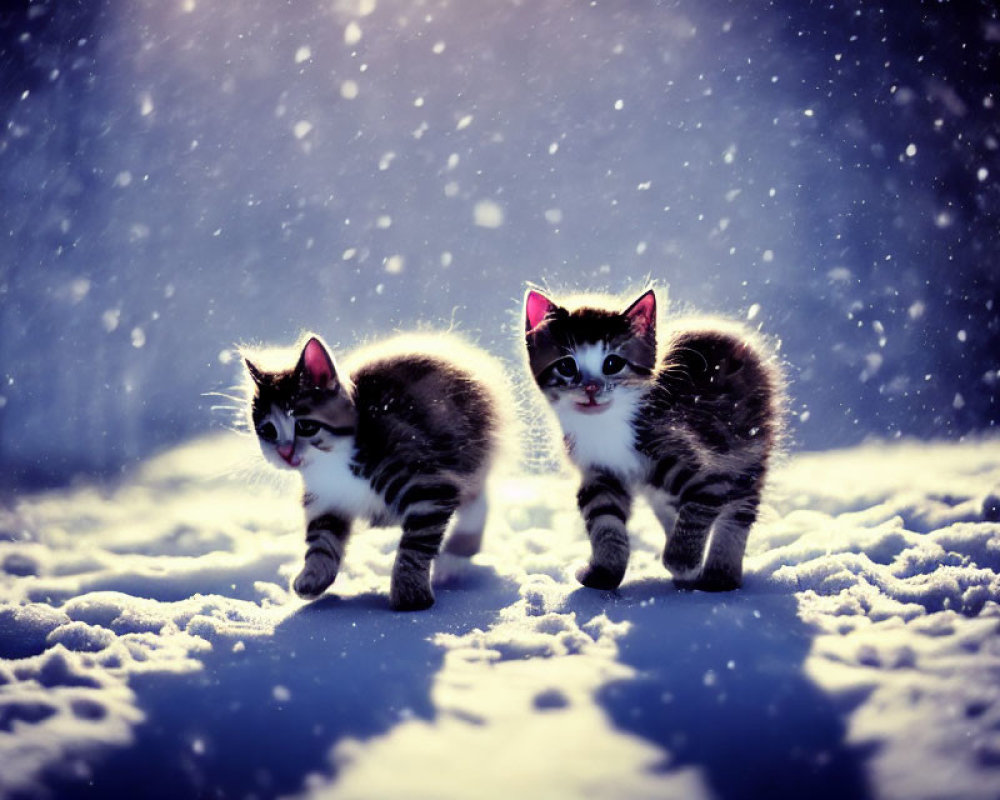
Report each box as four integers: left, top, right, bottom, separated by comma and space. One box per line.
390, 580, 435, 611
293, 562, 337, 599
662, 543, 704, 581
663, 560, 702, 582
575, 563, 625, 591
674, 568, 741, 593
696, 567, 741, 592
443, 530, 483, 557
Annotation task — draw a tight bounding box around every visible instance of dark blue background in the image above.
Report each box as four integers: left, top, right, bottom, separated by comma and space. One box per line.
1, 0, 997, 486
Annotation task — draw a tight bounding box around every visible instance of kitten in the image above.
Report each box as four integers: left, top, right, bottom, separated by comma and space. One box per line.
524, 288, 781, 591
245, 333, 506, 610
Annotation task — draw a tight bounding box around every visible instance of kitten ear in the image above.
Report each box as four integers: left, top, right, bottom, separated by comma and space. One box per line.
297, 336, 339, 389
245, 358, 265, 385
525, 290, 558, 333
625, 290, 656, 339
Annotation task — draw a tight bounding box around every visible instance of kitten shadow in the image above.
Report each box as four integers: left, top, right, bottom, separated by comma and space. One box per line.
46, 566, 518, 800
564, 579, 873, 800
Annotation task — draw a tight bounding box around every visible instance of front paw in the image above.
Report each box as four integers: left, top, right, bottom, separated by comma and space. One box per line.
575, 562, 625, 591
293, 560, 337, 600
389, 578, 435, 612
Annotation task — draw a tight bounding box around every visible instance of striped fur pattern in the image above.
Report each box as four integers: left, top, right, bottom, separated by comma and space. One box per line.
246, 334, 503, 610
525, 288, 780, 592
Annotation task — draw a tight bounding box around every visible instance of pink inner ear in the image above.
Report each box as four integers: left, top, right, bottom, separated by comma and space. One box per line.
626, 291, 656, 337
526, 290, 555, 331
302, 338, 334, 386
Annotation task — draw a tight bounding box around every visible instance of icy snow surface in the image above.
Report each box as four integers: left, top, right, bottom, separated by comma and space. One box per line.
1, 434, 999, 799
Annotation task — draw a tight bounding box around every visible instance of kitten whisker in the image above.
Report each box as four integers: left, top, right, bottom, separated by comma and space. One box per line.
663, 345, 711, 373
204, 389, 250, 403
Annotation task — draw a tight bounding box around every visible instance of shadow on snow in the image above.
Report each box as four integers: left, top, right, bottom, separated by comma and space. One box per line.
46, 565, 518, 800
564, 580, 873, 800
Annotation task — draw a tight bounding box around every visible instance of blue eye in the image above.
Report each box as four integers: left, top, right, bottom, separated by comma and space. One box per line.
554, 357, 578, 378
603, 355, 627, 375
257, 422, 278, 441
295, 420, 321, 437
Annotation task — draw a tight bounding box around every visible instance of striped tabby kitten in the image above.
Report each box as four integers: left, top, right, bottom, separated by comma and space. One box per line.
245, 334, 505, 610
524, 288, 780, 592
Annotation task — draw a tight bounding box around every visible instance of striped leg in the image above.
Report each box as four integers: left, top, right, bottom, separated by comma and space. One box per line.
294, 512, 351, 599
664, 502, 718, 582
372, 457, 411, 508
700, 492, 760, 591
663, 473, 729, 582
575, 470, 632, 590
390, 482, 459, 611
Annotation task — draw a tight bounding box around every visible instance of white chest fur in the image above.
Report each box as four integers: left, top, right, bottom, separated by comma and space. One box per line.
300, 445, 388, 521
553, 386, 644, 478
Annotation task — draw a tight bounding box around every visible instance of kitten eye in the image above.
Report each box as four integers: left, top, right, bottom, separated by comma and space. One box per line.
554, 357, 579, 379
295, 419, 321, 437
257, 422, 278, 442
602, 355, 628, 375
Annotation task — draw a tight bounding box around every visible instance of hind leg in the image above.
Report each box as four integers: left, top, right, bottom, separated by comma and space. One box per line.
391, 481, 462, 611
391, 506, 456, 611
663, 501, 719, 583
442, 491, 488, 557
698, 496, 758, 591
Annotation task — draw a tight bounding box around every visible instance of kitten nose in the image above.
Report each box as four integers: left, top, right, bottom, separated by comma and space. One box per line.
583, 381, 601, 395
277, 443, 295, 460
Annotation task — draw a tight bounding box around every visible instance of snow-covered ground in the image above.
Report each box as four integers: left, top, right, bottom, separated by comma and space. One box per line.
2, 434, 999, 799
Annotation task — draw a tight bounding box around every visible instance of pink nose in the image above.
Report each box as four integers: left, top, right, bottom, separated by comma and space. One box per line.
584, 382, 600, 395
277, 443, 294, 460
